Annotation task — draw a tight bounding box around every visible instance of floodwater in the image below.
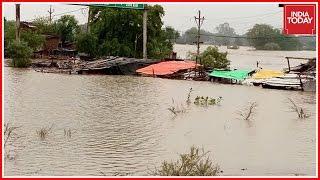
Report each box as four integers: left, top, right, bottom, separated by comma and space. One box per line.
4, 45, 317, 176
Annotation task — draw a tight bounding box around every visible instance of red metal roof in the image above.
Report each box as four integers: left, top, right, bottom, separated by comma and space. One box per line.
136, 60, 198, 76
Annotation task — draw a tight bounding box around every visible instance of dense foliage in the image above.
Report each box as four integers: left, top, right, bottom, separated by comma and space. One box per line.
85, 5, 175, 59
193, 46, 230, 69
7, 41, 32, 67
246, 24, 302, 50
56, 15, 80, 44
32, 17, 58, 35
5, 20, 44, 51
215, 23, 237, 46
76, 33, 98, 57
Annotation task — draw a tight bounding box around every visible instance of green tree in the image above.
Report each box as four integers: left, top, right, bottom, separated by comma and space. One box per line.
164, 26, 180, 43
56, 15, 79, 44
246, 24, 301, 50
87, 5, 173, 59
32, 17, 58, 35
4, 19, 15, 48
215, 22, 236, 46
20, 30, 45, 51
7, 41, 32, 68
179, 27, 214, 44
193, 46, 229, 69
76, 33, 98, 57
4, 19, 45, 51
246, 24, 276, 50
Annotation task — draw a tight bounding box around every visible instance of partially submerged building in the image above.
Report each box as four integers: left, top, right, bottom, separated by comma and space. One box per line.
136, 60, 199, 78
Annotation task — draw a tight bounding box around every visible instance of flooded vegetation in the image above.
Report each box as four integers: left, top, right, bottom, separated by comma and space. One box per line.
4, 45, 316, 176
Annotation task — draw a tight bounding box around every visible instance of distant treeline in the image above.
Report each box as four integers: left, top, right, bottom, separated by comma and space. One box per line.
175, 23, 316, 51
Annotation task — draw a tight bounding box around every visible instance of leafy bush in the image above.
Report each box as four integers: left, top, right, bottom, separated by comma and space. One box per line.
7, 41, 32, 68
263, 42, 281, 50
20, 30, 45, 51
153, 146, 220, 176
196, 46, 230, 69
76, 33, 98, 57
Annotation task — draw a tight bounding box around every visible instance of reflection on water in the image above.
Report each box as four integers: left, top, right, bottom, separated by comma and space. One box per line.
4, 46, 317, 176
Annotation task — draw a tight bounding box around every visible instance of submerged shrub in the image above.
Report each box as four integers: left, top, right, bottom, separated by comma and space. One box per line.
288, 98, 310, 119
36, 124, 54, 140
263, 42, 281, 50
194, 96, 222, 106
153, 146, 220, 176
7, 40, 32, 68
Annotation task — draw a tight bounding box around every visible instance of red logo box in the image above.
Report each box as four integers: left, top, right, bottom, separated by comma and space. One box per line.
283, 4, 316, 35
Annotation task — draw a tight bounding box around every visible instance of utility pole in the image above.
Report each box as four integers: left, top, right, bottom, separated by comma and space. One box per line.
87, 7, 91, 33
143, 5, 147, 60
48, 5, 54, 23
195, 10, 204, 58
194, 10, 204, 77
15, 4, 21, 42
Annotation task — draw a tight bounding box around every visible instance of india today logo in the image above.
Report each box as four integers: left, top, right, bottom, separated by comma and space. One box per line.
283, 4, 316, 35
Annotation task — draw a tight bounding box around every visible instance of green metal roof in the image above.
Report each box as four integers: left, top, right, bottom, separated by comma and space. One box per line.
209, 69, 252, 80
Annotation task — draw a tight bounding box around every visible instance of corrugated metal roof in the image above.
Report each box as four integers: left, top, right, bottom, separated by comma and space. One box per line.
209, 69, 253, 80
136, 61, 198, 76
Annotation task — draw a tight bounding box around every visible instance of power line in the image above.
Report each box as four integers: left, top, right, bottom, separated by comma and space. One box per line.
206, 10, 282, 21
23, 7, 88, 22
53, 7, 88, 18
186, 32, 316, 40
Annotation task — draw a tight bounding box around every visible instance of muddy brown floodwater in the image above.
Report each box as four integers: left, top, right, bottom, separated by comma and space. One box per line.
4, 45, 317, 176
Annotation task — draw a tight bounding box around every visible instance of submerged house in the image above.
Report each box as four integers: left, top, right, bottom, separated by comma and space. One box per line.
136, 60, 199, 78
34, 35, 60, 58
209, 69, 255, 84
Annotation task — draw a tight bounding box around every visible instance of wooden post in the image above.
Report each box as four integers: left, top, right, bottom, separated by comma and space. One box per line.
143, 8, 147, 60
298, 74, 304, 91
15, 4, 20, 42
286, 57, 291, 72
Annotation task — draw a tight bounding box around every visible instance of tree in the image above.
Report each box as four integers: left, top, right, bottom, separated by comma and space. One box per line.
76, 33, 98, 57
178, 27, 214, 44
246, 24, 301, 50
20, 30, 45, 51
7, 40, 32, 68
194, 46, 229, 69
86, 5, 173, 59
56, 15, 79, 44
246, 24, 276, 50
4, 19, 15, 48
4, 19, 44, 52
164, 26, 180, 43
215, 23, 236, 46
32, 17, 57, 35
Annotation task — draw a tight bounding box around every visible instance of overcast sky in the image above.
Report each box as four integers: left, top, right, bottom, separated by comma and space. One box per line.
3, 3, 283, 35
